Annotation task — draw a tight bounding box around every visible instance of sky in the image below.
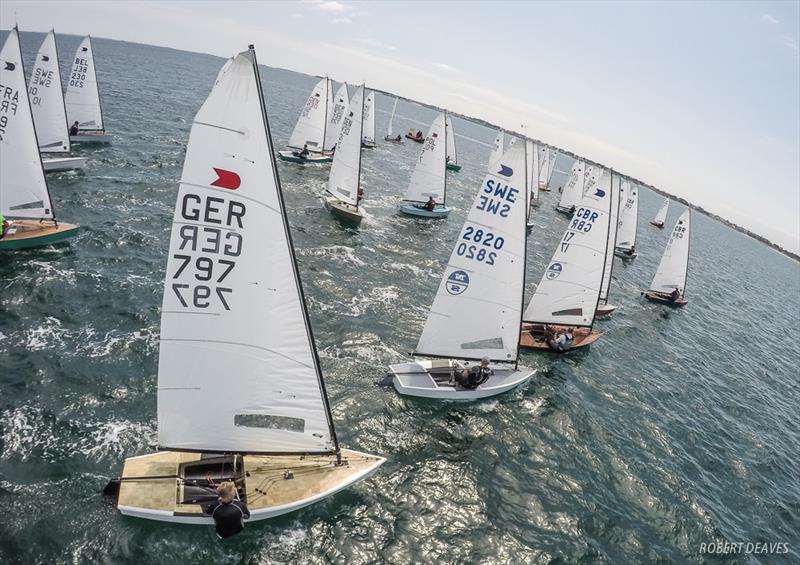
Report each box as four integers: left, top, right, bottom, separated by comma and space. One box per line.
1, 0, 799, 252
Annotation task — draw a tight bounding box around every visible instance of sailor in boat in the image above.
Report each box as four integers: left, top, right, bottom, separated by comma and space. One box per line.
415, 196, 436, 212
395, 134, 402, 142
622, 246, 636, 257
0, 215, 9, 240
546, 326, 574, 352
416, 130, 423, 141
69, 121, 79, 136
292, 144, 310, 159
450, 356, 493, 389
669, 288, 681, 302
203, 481, 251, 539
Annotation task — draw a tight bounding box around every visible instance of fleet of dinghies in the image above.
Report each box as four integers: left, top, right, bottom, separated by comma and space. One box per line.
3, 30, 700, 531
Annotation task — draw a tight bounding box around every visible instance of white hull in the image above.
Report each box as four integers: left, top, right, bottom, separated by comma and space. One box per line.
595, 303, 617, 317
70, 132, 111, 144
388, 359, 534, 400
42, 156, 87, 172
398, 203, 450, 219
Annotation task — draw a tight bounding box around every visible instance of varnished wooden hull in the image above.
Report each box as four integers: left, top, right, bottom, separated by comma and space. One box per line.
112, 449, 384, 524
519, 324, 602, 351
0, 220, 79, 250
324, 196, 363, 224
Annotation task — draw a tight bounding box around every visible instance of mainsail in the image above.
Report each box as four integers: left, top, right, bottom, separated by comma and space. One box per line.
28, 30, 70, 153
599, 172, 621, 303
489, 131, 504, 169
323, 82, 349, 152
557, 161, 586, 211
64, 36, 104, 131
649, 209, 691, 295
616, 180, 639, 251
158, 48, 336, 454
362, 91, 376, 145
288, 77, 330, 153
415, 141, 528, 362
0, 28, 55, 221
386, 97, 399, 138
402, 113, 446, 204
327, 85, 364, 207
523, 169, 614, 327
652, 198, 669, 226
445, 113, 457, 165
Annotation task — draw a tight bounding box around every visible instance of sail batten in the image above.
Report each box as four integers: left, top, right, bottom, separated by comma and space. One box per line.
65, 36, 104, 131
157, 49, 336, 455
0, 29, 54, 221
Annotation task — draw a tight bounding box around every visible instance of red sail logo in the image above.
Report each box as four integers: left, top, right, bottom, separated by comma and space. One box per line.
211, 168, 240, 190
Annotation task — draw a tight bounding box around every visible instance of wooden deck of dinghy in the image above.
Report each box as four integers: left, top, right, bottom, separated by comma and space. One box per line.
0, 220, 79, 250
519, 324, 602, 351
116, 449, 383, 521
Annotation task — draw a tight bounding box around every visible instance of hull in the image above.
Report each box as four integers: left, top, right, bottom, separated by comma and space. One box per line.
384, 136, 404, 144
398, 203, 450, 219
110, 449, 384, 525
324, 195, 363, 224
643, 291, 688, 307
405, 134, 424, 143
361, 141, 377, 149
388, 359, 534, 400
614, 247, 638, 259
538, 184, 551, 192
277, 150, 333, 164
519, 324, 602, 351
595, 303, 617, 317
0, 220, 79, 251
42, 156, 87, 172
70, 131, 112, 144
446, 163, 462, 172
555, 205, 575, 216
650, 221, 664, 228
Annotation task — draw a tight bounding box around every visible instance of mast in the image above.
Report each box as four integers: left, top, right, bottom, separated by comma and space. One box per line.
322, 77, 330, 153
52, 30, 71, 152
683, 209, 691, 297
90, 36, 105, 131
516, 138, 529, 370
250, 45, 339, 453
355, 84, 365, 211
443, 111, 448, 205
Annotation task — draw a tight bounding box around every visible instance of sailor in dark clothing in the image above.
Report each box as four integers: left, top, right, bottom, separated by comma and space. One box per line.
451, 356, 493, 389
298, 144, 310, 159
203, 481, 250, 539
669, 288, 681, 302
422, 196, 436, 211
69, 121, 79, 136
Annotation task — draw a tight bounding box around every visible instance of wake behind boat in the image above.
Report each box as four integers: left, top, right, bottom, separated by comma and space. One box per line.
389, 140, 534, 399
104, 46, 383, 525
65, 36, 111, 144
1, 28, 79, 251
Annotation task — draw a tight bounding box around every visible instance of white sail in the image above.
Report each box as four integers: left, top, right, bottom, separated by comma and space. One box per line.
386, 97, 398, 137
523, 169, 613, 327
362, 90, 376, 145
327, 85, 364, 207
402, 113, 446, 203
488, 131, 504, 168
287, 77, 329, 153
649, 209, 691, 295
538, 147, 550, 187
64, 36, 104, 131
323, 82, 349, 152
557, 161, 586, 211
599, 172, 620, 302
0, 29, 54, 220
445, 113, 457, 165
616, 180, 639, 251
158, 49, 335, 454
526, 140, 539, 208
28, 31, 70, 153
653, 198, 669, 225
545, 149, 558, 187
415, 141, 528, 362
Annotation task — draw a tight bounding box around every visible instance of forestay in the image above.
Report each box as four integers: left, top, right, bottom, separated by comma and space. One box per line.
649, 209, 691, 294
558, 161, 586, 210
415, 142, 528, 362
158, 49, 336, 455
28, 31, 70, 153
327, 85, 364, 206
0, 29, 54, 220
653, 198, 669, 225
323, 82, 349, 152
445, 113, 457, 165
288, 77, 330, 153
402, 112, 446, 203
599, 172, 620, 302
64, 36, 104, 131
524, 169, 613, 327
616, 180, 639, 250
362, 91, 376, 145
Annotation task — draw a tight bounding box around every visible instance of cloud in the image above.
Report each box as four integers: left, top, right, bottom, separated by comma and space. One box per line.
357, 37, 397, 51
304, 0, 347, 12
781, 34, 799, 51
332, 16, 352, 24
434, 62, 458, 72
760, 13, 779, 25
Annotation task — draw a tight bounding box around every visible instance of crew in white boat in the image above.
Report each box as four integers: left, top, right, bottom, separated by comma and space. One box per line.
203, 481, 250, 539
451, 356, 493, 389
295, 144, 310, 159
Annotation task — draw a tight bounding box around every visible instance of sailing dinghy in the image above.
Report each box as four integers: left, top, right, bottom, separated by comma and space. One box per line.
538, 147, 557, 191
644, 209, 690, 306
65, 36, 111, 144
388, 141, 534, 399
325, 85, 365, 224
103, 46, 384, 524
28, 30, 86, 172
1, 28, 79, 251
596, 173, 621, 317
361, 90, 376, 148
398, 113, 449, 218
445, 113, 461, 171
614, 180, 639, 258
651, 197, 669, 228
520, 169, 614, 351
278, 77, 334, 163
383, 97, 404, 143
555, 161, 586, 215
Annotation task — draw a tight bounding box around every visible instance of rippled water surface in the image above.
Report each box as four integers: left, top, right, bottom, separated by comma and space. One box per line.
1, 33, 799, 564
